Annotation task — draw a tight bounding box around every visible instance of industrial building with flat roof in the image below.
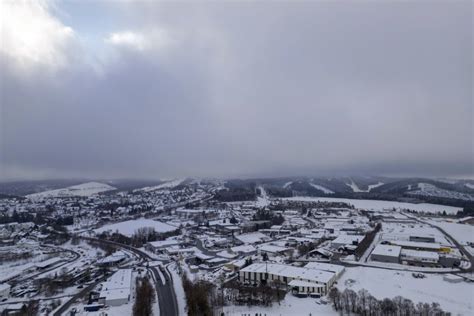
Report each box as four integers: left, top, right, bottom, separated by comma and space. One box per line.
304, 262, 345, 276
99, 269, 132, 307
389, 240, 442, 251
401, 249, 439, 264
370, 244, 401, 263
239, 263, 344, 295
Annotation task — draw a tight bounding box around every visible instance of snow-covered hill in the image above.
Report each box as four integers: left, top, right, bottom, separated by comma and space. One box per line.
137, 178, 185, 192
465, 183, 474, 190
408, 183, 474, 201
26, 182, 116, 199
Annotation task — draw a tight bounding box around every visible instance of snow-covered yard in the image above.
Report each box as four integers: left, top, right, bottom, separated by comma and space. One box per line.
337, 267, 474, 315
223, 294, 336, 316
94, 218, 177, 237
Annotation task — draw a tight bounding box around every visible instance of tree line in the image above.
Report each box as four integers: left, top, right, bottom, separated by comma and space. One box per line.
133, 277, 156, 316
329, 287, 450, 316
354, 223, 381, 259
181, 273, 218, 316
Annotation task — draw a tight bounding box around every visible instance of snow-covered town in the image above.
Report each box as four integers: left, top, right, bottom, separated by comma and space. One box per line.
0, 178, 473, 316
1, 1, 473, 315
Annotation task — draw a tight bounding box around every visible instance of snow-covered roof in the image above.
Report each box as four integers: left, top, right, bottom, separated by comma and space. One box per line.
3, 303, 23, 310
226, 259, 247, 268
288, 279, 325, 288
235, 232, 269, 244
100, 269, 132, 301
390, 240, 441, 250
371, 244, 402, 258
400, 249, 439, 260
258, 244, 291, 254
217, 250, 238, 259
304, 262, 345, 275
231, 245, 256, 254
241, 263, 335, 284
195, 252, 214, 261
207, 257, 228, 264
331, 234, 365, 246
100, 288, 130, 302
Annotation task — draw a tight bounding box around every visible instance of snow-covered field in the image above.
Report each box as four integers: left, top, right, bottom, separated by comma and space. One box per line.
408, 183, 474, 201
428, 220, 474, 246
310, 183, 335, 194
284, 196, 462, 214
337, 267, 474, 315
27, 182, 116, 198
223, 294, 336, 316
95, 218, 177, 237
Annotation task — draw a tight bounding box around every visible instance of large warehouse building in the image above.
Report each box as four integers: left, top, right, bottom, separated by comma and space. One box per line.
370, 244, 401, 263
239, 262, 344, 295
99, 269, 132, 306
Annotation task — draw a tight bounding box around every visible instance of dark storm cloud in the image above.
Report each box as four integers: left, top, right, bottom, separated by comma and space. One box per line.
0, 1, 472, 180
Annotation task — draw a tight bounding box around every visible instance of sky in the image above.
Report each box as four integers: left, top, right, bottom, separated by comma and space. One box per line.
0, 0, 472, 180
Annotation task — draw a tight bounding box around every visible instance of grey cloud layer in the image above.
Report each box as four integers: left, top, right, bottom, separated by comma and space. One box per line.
1, 1, 472, 180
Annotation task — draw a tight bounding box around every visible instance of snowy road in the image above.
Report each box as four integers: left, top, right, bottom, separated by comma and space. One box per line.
72, 237, 179, 316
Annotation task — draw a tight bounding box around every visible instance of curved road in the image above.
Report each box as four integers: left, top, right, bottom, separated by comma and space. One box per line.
12, 246, 80, 286
53, 275, 107, 316
57, 237, 178, 316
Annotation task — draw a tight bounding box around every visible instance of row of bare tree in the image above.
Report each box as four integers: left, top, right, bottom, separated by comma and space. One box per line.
133, 277, 155, 316
328, 288, 449, 316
